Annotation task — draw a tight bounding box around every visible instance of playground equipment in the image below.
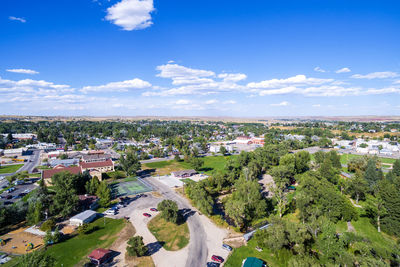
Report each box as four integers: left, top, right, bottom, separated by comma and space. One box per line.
25, 242, 34, 251
0, 239, 5, 246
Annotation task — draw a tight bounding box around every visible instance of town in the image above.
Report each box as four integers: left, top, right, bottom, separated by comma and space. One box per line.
0, 117, 399, 266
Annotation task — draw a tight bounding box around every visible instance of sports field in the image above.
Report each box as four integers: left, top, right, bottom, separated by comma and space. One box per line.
111, 178, 153, 197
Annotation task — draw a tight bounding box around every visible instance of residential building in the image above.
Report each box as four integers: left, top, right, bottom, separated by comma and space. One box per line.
69, 210, 98, 226
171, 169, 197, 178
88, 248, 113, 265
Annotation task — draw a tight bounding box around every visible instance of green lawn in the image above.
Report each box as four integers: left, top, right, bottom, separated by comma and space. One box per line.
143, 155, 235, 176
340, 153, 396, 165
225, 239, 291, 267
147, 214, 189, 251
44, 217, 125, 267
0, 164, 23, 174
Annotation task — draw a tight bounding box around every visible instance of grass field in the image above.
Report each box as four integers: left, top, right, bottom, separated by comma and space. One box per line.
340, 153, 396, 165
110, 179, 152, 197
0, 164, 23, 174
143, 155, 235, 176
147, 214, 189, 251
2, 218, 125, 267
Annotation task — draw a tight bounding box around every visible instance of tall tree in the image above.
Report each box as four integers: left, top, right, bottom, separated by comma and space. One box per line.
126, 236, 148, 257
120, 150, 141, 176
346, 172, 368, 204
294, 151, 310, 174
364, 159, 380, 190
96, 181, 111, 208
51, 172, 79, 217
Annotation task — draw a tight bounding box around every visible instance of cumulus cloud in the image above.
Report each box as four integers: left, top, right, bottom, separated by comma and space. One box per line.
312, 104, 321, 107
81, 78, 151, 93
9, 16, 26, 23
223, 100, 237, 104
218, 73, 247, 82
247, 75, 333, 89
335, 67, 351, 73
6, 68, 39, 75
205, 99, 218, 104
314, 67, 326, 73
270, 101, 290, 106
156, 63, 215, 85
105, 0, 154, 31
351, 71, 398, 79
175, 99, 191, 105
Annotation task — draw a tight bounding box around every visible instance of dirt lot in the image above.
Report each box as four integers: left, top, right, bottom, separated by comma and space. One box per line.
0, 227, 44, 254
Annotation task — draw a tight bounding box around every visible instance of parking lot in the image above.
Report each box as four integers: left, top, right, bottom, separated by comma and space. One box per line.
0, 178, 39, 205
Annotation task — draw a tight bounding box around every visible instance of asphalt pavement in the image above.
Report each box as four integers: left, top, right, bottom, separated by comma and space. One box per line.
0, 149, 41, 177
141, 175, 208, 267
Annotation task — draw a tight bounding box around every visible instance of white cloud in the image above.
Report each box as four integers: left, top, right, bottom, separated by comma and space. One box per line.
156, 63, 215, 85
223, 100, 237, 104
259, 86, 298, 96
270, 101, 289, 106
312, 104, 321, 107
205, 99, 218, 105
351, 71, 398, 79
105, 0, 154, 31
314, 67, 326, 73
9, 16, 26, 23
175, 99, 191, 105
218, 73, 247, 82
81, 78, 151, 93
248, 75, 333, 89
335, 67, 351, 73
6, 68, 39, 75
392, 80, 400, 84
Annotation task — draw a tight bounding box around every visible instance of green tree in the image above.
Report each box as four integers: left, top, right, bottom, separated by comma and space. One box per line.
51, 172, 79, 217
85, 176, 100, 195
120, 150, 141, 176
126, 236, 148, 257
96, 181, 111, 208
364, 159, 380, 190
365, 195, 386, 233
219, 145, 227, 155
393, 159, 400, 177
294, 151, 310, 174
157, 199, 179, 223
346, 172, 368, 204
26, 200, 44, 225
190, 157, 204, 171
17, 251, 55, 267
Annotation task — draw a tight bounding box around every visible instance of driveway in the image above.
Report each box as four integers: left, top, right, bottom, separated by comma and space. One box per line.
111, 176, 230, 267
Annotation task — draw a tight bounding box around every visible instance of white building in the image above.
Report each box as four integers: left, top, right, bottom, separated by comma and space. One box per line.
69, 210, 98, 226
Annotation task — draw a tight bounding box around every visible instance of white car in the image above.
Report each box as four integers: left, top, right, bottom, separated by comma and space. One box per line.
104, 209, 117, 215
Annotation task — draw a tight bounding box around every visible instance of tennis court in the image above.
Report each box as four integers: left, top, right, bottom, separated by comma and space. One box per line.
111, 178, 153, 198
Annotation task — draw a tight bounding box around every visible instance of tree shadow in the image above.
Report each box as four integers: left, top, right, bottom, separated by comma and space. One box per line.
178, 208, 196, 224
199, 167, 213, 172
146, 241, 165, 255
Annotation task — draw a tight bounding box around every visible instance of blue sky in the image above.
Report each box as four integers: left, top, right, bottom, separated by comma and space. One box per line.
1, 0, 400, 117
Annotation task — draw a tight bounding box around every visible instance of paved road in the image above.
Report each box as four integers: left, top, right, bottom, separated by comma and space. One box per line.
0, 180, 38, 204
141, 175, 208, 267
0, 149, 41, 177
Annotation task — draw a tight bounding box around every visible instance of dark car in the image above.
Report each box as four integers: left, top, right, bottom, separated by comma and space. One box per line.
143, 213, 152, 217
3, 201, 13, 205
150, 208, 158, 212
206, 262, 220, 267
5, 195, 12, 199
211, 255, 224, 263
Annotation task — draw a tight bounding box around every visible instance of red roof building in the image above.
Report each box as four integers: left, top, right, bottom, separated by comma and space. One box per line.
88, 248, 112, 265
80, 159, 114, 170
41, 166, 82, 185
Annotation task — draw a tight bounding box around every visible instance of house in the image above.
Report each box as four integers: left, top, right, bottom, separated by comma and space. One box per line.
340, 172, 352, 179
42, 165, 82, 185
69, 210, 98, 226
80, 159, 114, 180
3, 148, 27, 157
171, 169, 197, 179
78, 195, 99, 210
49, 158, 79, 168
82, 153, 111, 163
88, 248, 113, 265
251, 137, 265, 145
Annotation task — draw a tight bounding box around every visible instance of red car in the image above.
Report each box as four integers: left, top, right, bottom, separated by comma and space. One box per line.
211, 255, 224, 263
150, 208, 158, 212
143, 213, 152, 217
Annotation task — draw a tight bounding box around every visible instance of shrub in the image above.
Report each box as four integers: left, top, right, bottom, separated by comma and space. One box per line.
40, 219, 56, 232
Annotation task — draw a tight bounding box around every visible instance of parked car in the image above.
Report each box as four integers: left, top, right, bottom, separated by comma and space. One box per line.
117, 203, 124, 208
222, 244, 232, 251
143, 213, 151, 218
206, 262, 220, 267
150, 208, 158, 212
104, 209, 117, 215
211, 255, 224, 263
3, 201, 13, 205
5, 195, 12, 199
